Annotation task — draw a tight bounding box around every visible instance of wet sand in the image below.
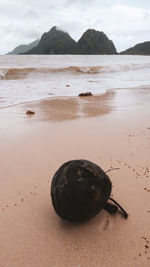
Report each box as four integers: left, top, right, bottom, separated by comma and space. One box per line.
0, 87, 150, 266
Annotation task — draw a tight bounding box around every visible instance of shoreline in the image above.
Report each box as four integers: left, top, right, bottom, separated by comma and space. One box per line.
0, 91, 115, 125
0, 83, 150, 113
0, 90, 112, 110
0, 87, 150, 266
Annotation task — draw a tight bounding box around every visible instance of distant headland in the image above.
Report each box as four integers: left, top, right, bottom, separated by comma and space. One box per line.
7, 26, 150, 55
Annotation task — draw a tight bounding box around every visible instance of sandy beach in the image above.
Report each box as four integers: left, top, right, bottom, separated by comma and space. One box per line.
0, 87, 150, 267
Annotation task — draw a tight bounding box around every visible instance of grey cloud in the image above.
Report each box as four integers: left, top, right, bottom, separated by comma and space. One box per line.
0, 0, 150, 53
23, 9, 40, 20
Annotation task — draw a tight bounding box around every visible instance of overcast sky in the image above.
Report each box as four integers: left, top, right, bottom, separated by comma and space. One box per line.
0, 0, 150, 54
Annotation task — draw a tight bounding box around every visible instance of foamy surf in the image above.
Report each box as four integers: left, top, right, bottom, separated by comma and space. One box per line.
0, 63, 150, 80
0, 55, 150, 108
0, 66, 105, 80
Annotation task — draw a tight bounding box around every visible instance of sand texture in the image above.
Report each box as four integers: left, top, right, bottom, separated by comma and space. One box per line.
0, 87, 150, 266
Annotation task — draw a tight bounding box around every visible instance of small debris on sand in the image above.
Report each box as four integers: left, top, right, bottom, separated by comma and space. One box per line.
79, 92, 93, 97
26, 110, 35, 115
66, 84, 70, 87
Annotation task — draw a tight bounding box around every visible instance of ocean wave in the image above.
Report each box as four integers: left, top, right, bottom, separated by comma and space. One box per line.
0, 66, 104, 80
0, 63, 150, 80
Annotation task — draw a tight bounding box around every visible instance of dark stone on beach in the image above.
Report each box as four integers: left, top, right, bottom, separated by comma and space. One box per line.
51, 159, 128, 222
26, 110, 35, 115
79, 92, 93, 97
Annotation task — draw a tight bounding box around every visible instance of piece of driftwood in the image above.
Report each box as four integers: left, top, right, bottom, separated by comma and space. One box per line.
26, 110, 35, 115
78, 92, 93, 97
51, 159, 128, 222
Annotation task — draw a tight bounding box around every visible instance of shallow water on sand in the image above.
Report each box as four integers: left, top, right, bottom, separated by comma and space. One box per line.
0, 55, 150, 108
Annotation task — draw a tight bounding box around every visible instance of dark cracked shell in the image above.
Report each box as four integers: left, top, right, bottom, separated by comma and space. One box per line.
51, 159, 112, 222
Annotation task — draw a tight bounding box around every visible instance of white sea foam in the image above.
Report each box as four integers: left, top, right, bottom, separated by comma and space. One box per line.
0, 55, 150, 108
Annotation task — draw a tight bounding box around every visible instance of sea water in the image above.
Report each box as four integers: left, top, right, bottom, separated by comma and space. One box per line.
0, 55, 150, 108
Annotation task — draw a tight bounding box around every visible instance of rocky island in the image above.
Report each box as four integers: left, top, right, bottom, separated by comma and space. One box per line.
26, 26, 78, 55
121, 41, 150, 55
23, 26, 117, 55
77, 29, 117, 54
8, 26, 150, 56
7, 39, 39, 55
